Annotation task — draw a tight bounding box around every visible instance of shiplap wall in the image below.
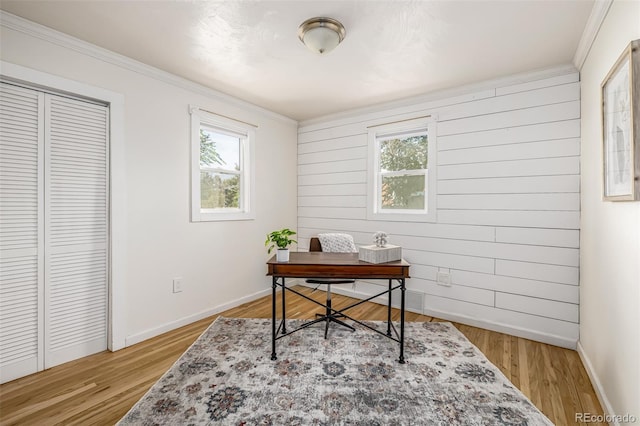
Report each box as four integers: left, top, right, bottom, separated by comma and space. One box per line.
297, 70, 580, 349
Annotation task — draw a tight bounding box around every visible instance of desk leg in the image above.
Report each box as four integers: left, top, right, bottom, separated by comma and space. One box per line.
281, 277, 286, 334
399, 278, 406, 364
387, 279, 392, 336
271, 276, 277, 361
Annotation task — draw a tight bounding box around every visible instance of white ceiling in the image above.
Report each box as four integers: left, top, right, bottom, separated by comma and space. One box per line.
0, 0, 595, 121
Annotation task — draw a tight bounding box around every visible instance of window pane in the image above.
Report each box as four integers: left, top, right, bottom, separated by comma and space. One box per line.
200, 171, 240, 209
381, 174, 425, 210
200, 127, 240, 171
379, 134, 427, 172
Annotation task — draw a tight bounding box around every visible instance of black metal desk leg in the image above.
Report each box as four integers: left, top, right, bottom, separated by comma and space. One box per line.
387, 279, 392, 336
271, 276, 278, 360
281, 277, 287, 334
399, 278, 406, 364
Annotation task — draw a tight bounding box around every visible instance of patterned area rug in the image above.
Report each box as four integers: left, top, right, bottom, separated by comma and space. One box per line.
118, 317, 553, 425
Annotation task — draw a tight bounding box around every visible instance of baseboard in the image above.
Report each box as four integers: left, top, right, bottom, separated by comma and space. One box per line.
124, 288, 271, 347
577, 341, 620, 425
125, 282, 576, 351
423, 306, 577, 349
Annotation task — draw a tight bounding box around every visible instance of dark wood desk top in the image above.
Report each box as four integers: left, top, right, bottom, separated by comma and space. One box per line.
267, 252, 410, 279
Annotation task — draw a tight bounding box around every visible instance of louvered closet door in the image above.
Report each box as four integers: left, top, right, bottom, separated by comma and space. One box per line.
0, 83, 108, 382
0, 83, 44, 383
44, 94, 108, 368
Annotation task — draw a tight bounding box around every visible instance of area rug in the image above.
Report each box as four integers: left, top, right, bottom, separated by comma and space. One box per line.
118, 317, 553, 425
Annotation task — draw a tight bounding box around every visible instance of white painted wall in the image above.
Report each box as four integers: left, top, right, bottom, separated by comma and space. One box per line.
579, 0, 640, 421
0, 16, 298, 346
298, 69, 581, 348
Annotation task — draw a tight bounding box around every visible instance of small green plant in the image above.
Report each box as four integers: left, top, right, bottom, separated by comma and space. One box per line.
265, 228, 297, 254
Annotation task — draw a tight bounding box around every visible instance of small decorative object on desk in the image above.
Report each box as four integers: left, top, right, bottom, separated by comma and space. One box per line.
359, 231, 401, 264
373, 231, 388, 247
265, 228, 297, 262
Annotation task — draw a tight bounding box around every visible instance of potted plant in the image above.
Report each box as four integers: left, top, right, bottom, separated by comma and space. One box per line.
265, 228, 297, 262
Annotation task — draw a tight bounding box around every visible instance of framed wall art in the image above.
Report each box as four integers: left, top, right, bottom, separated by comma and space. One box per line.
602, 39, 639, 201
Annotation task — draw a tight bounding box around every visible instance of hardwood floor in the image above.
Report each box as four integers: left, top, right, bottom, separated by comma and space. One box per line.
0, 286, 605, 426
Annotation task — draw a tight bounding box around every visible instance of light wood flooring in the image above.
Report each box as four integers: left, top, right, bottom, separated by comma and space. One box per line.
0, 286, 604, 425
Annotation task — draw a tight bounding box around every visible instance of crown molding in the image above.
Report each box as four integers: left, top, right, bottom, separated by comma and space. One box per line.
0, 11, 297, 125
573, 0, 614, 71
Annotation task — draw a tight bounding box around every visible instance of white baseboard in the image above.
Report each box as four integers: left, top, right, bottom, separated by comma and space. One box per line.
577, 341, 619, 425
124, 288, 271, 347
125, 281, 577, 351
422, 306, 577, 349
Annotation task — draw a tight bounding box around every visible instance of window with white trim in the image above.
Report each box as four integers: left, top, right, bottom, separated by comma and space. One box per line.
190, 107, 255, 221
368, 117, 437, 222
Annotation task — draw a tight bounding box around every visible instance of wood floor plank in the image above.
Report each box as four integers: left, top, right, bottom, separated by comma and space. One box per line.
501, 335, 512, 381
517, 337, 531, 398
540, 343, 566, 426
0, 286, 605, 425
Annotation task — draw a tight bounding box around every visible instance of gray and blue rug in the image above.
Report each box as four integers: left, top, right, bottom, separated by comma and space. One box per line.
118, 317, 552, 425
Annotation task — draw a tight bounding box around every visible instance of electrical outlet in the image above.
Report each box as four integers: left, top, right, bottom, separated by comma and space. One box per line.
436, 271, 451, 287
173, 277, 183, 293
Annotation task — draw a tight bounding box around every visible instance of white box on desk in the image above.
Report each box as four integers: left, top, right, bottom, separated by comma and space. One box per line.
358, 245, 402, 264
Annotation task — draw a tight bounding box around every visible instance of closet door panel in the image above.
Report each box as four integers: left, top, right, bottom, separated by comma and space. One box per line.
44, 95, 108, 368
0, 83, 44, 383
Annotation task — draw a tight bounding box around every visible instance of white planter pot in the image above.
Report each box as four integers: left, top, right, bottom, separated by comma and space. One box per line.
276, 248, 290, 262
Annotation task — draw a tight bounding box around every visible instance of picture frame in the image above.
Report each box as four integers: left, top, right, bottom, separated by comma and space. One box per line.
602, 39, 640, 201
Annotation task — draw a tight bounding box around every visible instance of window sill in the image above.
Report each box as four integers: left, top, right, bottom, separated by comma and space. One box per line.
367, 210, 437, 223
192, 210, 256, 222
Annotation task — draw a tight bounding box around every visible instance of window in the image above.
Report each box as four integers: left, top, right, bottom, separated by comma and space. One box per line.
368, 117, 437, 222
190, 107, 255, 221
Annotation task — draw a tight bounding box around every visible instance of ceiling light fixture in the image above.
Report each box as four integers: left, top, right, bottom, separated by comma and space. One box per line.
298, 17, 346, 55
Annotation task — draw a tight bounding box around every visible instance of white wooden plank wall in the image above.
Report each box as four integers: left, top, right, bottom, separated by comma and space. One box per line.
297, 72, 581, 348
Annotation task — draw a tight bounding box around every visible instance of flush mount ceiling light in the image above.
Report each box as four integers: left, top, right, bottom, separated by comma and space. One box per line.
298, 17, 346, 55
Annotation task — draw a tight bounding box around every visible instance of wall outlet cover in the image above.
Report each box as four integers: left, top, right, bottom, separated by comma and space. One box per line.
173, 278, 183, 293
436, 271, 451, 287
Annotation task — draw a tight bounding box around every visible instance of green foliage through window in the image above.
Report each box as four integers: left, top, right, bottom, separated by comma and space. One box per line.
381, 174, 425, 209
379, 134, 427, 210
201, 172, 239, 209
379, 135, 427, 172
199, 128, 241, 209
200, 129, 225, 167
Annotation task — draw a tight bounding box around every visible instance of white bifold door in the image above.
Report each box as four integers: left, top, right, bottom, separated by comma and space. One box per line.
0, 82, 109, 384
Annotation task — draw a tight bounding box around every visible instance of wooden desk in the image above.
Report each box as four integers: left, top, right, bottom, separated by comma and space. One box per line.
267, 252, 411, 363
